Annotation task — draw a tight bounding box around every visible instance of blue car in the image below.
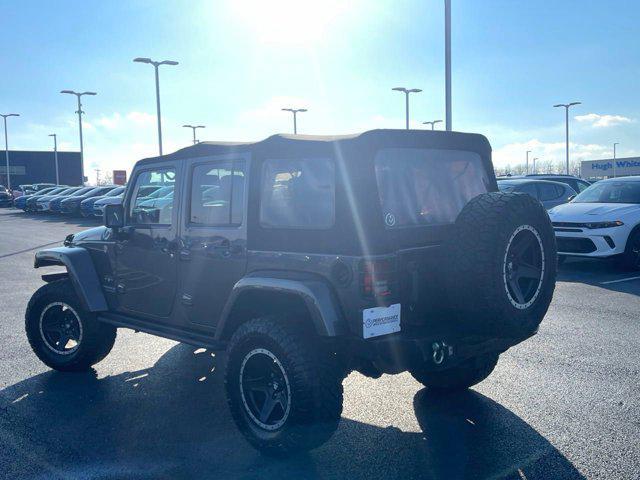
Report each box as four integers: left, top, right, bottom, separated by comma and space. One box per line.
19, 186, 66, 211
60, 185, 118, 216
80, 186, 125, 217
48, 187, 94, 213
36, 187, 91, 213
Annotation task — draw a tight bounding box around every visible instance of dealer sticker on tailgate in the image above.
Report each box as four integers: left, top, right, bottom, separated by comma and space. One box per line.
362, 303, 401, 339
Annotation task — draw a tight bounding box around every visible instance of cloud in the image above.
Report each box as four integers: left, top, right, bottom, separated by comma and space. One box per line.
492, 139, 615, 169
126, 111, 156, 126
574, 113, 633, 128
95, 113, 122, 130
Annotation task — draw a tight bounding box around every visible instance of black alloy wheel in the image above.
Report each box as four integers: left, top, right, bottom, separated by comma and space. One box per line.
239, 348, 291, 431
503, 225, 545, 309
39, 302, 83, 355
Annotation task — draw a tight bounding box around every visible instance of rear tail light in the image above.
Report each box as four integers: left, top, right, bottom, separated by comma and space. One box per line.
360, 258, 395, 297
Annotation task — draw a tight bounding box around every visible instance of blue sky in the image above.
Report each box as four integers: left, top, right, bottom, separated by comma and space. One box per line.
1, 0, 639, 181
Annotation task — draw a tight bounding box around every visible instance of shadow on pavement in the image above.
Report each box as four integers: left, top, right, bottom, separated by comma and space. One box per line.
0, 343, 585, 480
557, 256, 640, 296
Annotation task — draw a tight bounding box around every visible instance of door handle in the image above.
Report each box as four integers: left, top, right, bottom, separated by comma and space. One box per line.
203, 239, 231, 257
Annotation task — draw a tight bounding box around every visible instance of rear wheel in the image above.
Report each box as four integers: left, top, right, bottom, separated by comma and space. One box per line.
410, 354, 499, 391
225, 316, 343, 456
25, 279, 117, 371
621, 230, 640, 270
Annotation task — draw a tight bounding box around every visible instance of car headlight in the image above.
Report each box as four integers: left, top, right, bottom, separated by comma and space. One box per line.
581, 221, 624, 229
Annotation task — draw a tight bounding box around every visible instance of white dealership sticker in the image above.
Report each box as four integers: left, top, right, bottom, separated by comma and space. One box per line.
363, 303, 401, 339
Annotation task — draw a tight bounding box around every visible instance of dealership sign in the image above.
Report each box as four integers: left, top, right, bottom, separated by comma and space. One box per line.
581, 157, 640, 178
113, 170, 127, 185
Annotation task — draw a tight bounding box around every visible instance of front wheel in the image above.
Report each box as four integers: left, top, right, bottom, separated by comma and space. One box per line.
224, 316, 343, 456
410, 354, 499, 392
25, 279, 117, 371
620, 230, 640, 270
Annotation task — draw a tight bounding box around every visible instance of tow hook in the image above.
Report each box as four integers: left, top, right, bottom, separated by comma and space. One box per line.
432, 341, 453, 365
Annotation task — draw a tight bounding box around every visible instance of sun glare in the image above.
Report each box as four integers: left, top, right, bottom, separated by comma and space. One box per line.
230, 0, 352, 46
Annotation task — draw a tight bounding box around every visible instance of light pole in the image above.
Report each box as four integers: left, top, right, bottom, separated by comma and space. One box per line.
183, 124, 205, 145
613, 142, 619, 178
61, 90, 96, 185
1, 113, 19, 190
392, 87, 422, 129
423, 120, 443, 130
526, 150, 531, 174
49, 134, 59, 185
133, 57, 179, 156
532, 157, 539, 174
445, 0, 452, 131
281, 108, 307, 134
553, 101, 581, 175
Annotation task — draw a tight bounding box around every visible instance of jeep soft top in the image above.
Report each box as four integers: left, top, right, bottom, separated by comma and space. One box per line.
26, 129, 556, 455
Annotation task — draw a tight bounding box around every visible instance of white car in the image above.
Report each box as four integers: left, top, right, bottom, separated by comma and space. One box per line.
548, 176, 640, 269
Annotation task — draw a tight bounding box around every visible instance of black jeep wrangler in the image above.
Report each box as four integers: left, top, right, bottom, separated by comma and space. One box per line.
25, 129, 556, 455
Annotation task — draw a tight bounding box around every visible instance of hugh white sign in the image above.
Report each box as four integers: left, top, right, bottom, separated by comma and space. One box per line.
581, 157, 640, 178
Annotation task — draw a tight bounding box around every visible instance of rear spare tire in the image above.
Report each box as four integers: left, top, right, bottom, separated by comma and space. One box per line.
447, 192, 556, 337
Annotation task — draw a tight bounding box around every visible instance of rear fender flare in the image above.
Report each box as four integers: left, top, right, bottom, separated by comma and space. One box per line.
34, 247, 108, 312
216, 277, 347, 340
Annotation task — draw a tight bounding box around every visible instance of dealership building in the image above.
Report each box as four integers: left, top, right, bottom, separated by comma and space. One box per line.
581, 156, 640, 180
0, 150, 82, 187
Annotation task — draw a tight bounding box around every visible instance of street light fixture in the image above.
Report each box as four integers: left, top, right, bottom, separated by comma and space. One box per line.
183, 124, 205, 145
133, 57, 179, 156
613, 142, 619, 178
49, 134, 59, 185
61, 90, 96, 184
553, 101, 581, 175
281, 108, 307, 134
532, 157, 539, 174
1, 113, 19, 190
526, 150, 532, 174
422, 120, 443, 130
392, 87, 422, 129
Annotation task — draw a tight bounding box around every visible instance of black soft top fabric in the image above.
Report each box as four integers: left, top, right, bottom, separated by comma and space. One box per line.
136, 129, 494, 255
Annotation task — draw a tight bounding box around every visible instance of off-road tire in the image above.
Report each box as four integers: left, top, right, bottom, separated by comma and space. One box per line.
410, 354, 499, 391
448, 192, 557, 337
25, 279, 117, 371
224, 316, 343, 456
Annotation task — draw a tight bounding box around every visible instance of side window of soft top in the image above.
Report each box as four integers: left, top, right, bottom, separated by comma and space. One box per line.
128, 167, 177, 225
260, 158, 335, 229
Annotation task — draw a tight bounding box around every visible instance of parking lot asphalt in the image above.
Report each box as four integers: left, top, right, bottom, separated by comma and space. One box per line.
0, 208, 639, 480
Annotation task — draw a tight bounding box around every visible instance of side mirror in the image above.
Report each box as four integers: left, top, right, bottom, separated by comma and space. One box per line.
104, 203, 125, 229
567, 194, 576, 202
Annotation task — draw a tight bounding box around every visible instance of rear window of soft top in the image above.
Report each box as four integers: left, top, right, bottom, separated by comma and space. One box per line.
375, 148, 489, 228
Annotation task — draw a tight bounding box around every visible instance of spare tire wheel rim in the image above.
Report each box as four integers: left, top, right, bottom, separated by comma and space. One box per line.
239, 348, 292, 431
503, 224, 545, 310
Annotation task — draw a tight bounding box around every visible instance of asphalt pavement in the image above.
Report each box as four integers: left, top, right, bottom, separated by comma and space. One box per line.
0, 208, 639, 480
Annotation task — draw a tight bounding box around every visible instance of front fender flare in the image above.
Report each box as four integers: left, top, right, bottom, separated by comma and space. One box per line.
216, 277, 347, 340
34, 247, 108, 312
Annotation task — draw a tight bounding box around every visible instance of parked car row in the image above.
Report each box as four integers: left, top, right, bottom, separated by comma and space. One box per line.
4, 182, 177, 221
494, 174, 640, 270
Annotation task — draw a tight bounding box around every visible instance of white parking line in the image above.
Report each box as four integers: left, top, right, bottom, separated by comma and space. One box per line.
600, 276, 640, 285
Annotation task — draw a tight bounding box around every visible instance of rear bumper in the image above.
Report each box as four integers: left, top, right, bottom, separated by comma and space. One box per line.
351, 328, 535, 374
